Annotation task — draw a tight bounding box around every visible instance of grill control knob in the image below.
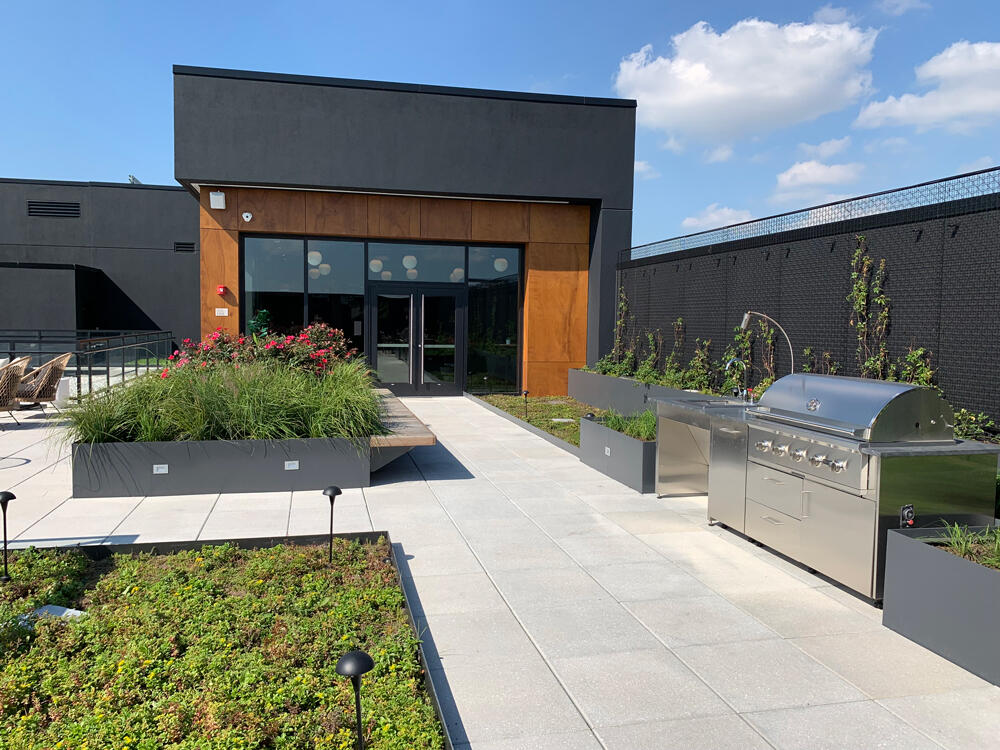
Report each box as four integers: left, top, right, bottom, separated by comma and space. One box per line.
831, 459, 848, 473
809, 454, 827, 467
791, 448, 807, 462
772, 443, 790, 456
755, 440, 772, 452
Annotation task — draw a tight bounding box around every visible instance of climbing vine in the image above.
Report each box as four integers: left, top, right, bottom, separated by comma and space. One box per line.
848, 235, 891, 379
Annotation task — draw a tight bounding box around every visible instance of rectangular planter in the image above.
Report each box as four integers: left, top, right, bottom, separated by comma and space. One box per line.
72, 438, 375, 497
464, 393, 578, 455
568, 369, 701, 416
579, 417, 656, 493
882, 528, 1000, 686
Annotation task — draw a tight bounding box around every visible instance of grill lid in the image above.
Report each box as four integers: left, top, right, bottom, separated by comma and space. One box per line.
751, 373, 954, 442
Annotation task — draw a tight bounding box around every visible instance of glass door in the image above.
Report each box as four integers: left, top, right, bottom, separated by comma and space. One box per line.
374, 294, 413, 387
368, 285, 465, 395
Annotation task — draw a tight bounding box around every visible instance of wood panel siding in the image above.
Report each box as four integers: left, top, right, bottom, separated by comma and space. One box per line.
471, 201, 529, 242
529, 203, 591, 244
522, 241, 589, 394
367, 195, 420, 238
199, 187, 590, 394
305, 192, 367, 236
199, 229, 239, 336
238, 189, 306, 233
199, 186, 238, 231
419, 198, 471, 241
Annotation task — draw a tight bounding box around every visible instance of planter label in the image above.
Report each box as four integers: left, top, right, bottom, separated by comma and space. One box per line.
284, 460, 300, 471
152, 464, 168, 475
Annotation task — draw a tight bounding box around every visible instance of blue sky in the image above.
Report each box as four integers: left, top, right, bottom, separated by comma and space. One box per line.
2, 0, 997, 245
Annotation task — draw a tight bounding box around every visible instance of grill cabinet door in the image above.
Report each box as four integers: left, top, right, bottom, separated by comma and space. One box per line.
800, 479, 877, 597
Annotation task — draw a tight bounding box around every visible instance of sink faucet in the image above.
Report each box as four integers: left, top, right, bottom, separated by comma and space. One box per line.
724, 358, 753, 403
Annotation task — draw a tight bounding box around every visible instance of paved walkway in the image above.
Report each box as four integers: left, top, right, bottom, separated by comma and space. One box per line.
2, 398, 999, 749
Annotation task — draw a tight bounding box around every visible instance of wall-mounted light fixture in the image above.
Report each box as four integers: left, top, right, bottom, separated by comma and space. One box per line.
209, 191, 226, 210
241, 212, 253, 223
216, 285, 227, 296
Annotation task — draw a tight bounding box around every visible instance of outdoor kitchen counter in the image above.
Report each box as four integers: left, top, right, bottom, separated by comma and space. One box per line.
859, 440, 1000, 456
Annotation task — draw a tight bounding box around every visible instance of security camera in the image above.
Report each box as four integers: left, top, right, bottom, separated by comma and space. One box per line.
242, 212, 253, 222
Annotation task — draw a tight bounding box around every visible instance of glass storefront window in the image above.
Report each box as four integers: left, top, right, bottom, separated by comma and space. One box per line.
307, 240, 364, 351
467, 246, 520, 392
367, 243, 465, 283
244, 238, 304, 334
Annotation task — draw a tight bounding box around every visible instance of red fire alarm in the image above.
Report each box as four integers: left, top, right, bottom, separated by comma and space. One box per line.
216, 284, 227, 296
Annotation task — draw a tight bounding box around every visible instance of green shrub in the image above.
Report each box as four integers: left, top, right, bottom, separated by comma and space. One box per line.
604, 409, 657, 441
0, 541, 444, 748
65, 360, 385, 444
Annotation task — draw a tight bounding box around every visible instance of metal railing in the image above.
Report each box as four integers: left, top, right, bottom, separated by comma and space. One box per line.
0, 330, 174, 396
628, 166, 1000, 261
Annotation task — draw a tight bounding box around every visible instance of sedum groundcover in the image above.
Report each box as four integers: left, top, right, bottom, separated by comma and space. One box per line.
0, 540, 444, 749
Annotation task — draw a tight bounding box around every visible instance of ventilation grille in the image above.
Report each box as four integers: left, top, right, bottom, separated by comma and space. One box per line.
27, 200, 81, 218
174, 241, 196, 253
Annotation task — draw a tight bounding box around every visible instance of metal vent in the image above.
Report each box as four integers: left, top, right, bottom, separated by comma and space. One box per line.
26, 200, 81, 218
173, 241, 196, 253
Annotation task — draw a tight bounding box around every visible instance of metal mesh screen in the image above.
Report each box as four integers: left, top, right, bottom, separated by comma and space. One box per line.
629, 167, 1000, 261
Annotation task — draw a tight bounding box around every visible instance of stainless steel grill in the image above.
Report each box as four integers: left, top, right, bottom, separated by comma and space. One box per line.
706, 373, 998, 601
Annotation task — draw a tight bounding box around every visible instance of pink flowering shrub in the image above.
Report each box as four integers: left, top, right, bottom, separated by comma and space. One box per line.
163, 323, 357, 378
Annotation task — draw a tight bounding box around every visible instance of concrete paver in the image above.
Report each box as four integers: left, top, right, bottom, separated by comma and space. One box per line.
0, 396, 988, 749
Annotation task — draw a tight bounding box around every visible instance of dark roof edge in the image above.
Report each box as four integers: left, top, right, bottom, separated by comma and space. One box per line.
0, 177, 184, 191
172, 64, 637, 109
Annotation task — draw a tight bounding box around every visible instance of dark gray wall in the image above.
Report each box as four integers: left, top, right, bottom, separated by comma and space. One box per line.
173, 66, 636, 360
0, 266, 76, 329
0, 179, 200, 340
619, 196, 1000, 419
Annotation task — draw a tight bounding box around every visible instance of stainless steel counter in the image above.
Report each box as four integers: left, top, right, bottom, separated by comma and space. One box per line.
653, 395, 749, 497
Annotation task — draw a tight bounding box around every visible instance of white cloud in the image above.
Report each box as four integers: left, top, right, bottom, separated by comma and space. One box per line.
777, 160, 863, 189
958, 156, 995, 173
813, 5, 857, 24
614, 19, 877, 142
681, 203, 753, 230
879, 0, 930, 16
634, 160, 661, 179
705, 145, 733, 163
661, 135, 684, 153
864, 136, 909, 153
855, 41, 1000, 132
799, 136, 851, 159
773, 160, 863, 204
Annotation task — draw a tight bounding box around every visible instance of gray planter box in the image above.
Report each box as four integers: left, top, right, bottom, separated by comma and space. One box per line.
72, 438, 377, 497
579, 417, 656, 493
568, 369, 701, 415
882, 528, 1000, 686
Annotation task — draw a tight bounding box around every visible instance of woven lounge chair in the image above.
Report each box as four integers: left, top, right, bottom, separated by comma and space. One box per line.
16, 352, 72, 412
0, 356, 31, 427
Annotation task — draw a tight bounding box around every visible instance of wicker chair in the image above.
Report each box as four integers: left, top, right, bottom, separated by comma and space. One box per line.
16, 352, 72, 412
0, 357, 31, 426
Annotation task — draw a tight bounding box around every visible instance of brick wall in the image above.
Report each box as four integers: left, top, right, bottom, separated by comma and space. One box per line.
619, 199, 1000, 418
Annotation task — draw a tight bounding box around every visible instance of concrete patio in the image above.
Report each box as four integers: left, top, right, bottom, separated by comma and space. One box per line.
1, 397, 998, 749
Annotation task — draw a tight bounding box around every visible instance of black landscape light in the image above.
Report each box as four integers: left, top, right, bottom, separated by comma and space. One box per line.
336, 649, 375, 750
323, 485, 342, 563
522, 390, 529, 420
584, 412, 596, 420
0, 491, 14, 583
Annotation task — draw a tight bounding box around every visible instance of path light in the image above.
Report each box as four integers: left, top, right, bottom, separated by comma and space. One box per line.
323, 485, 342, 564
522, 390, 529, 420
584, 412, 595, 420
336, 649, 375, 750
0, 491, 13, 583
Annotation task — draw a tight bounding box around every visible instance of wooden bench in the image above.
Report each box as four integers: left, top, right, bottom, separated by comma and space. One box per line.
369, 389, 436, 470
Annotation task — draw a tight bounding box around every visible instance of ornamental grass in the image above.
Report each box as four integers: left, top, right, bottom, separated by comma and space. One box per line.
65, 359, 385, 444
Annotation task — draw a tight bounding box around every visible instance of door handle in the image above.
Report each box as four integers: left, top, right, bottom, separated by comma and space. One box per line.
719, 427, 743, 434
761, 476, 784, 485
762, 515, 783, 525
801, 490, 811, 518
